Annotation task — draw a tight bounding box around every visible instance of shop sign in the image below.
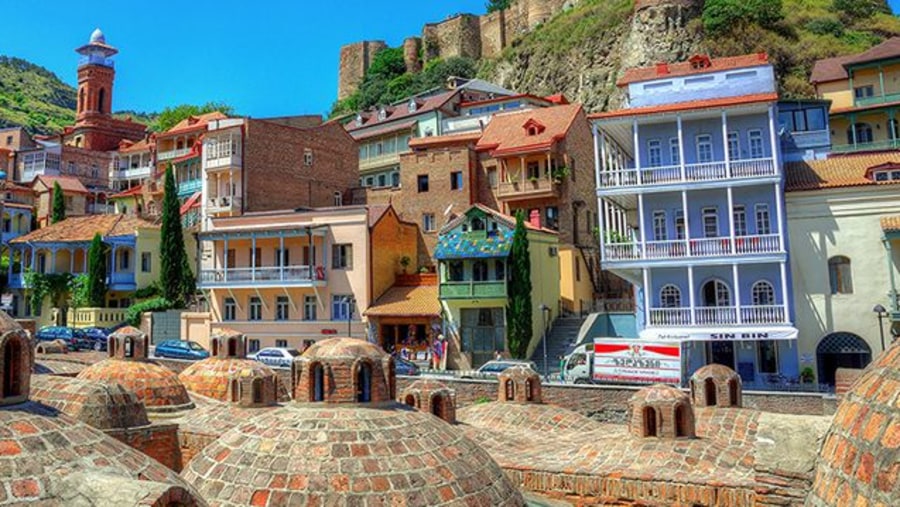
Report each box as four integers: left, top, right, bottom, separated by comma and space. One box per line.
592, 340, 681, 385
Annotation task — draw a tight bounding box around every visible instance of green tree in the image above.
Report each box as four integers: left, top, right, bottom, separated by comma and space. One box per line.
702, 0, 784, 36
159, 164, 193, 308
51, 180, 65, 224
152, 102, 233, 132
506, 210, 532, 359
833, 0, 891, 20
86, 233, 108, 307
366, 47, 407, 81
23, 270, 73, 325
486, 0, 511, 14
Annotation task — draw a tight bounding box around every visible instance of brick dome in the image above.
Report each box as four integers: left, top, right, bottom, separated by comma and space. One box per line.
0, 310, 32, 407
30, 374, 150, 430
629, 384, 695, 439
181, 403, 524, 506
458, 400, 603, 435
497, 365, 542, 403
179, 358, 289, 404
807, 341, 900, 506
291, 337, 396, 404
690, 363, 742, 408
399, 378, 457, 423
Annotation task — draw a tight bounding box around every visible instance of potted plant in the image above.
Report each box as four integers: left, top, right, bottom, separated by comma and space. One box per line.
800, 367, 815, 384
400, 256, 411, 274
529, 176, 540, 185
552, 166, 570, 182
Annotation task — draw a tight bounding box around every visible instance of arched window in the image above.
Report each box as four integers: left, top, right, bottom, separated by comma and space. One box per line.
108, 336, 117, 358
431, 394, 444, 419
660, 285, 681, 308
643, 406, 657, 437
828, 256, 853, 294
356, 362, 372, 403
312, 363, 325, 402
504, 379, 515, 400
79, 88, 85, 112
751, 281, 775, 306
472, 260, 488, 282
701, 279, 731, 307
212, 339, 219, 357
847, 123, 874, 144
230, 379, 240, 403
98, 88, 106, 114
124, 337, 134, 358
728, 379, 739, 406
704, 378, 717, 406
252, 378, 263, 404
227, 338, 237, 357
404, 394, 416, 407
674, 404, 688, 437
3, 337, 23, 398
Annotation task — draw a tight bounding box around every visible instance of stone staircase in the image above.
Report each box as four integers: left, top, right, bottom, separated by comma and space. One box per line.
531, 317, 586, 376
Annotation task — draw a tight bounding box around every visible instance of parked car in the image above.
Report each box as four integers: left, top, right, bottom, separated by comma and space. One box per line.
35, 326, 92, 351
153, 340, 210, 360
463, 359, 540, 379
394, 356, 420, 376
80, 327, 110, 351
248, 347, 301, 368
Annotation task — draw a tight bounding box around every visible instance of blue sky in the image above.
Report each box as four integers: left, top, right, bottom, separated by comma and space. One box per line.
2, 0, 899, 118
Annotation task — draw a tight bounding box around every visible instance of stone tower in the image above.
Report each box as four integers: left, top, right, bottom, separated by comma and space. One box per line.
75, 28, 117, 121
337, 40, 387, 101
619, 0, 705, 74
403, 37, 422, 74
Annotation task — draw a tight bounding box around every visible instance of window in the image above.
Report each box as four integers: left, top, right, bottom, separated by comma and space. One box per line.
748, 130, 764, 159
377, 174, 386, 187
417, 175, 429, 192
226, 249, 236, 268
249, 297, 262, 321
68, 161, 75, 174
652, 211, 667, 241
91, 164, 99, 179
304, 149, 314, 166
332, 244, 352, 269
276, 339, 288, 348
733, 205, 747, 236
854, 85, 875, 99
647, 139, 662, 167
757, 341, 778, 374
450, 171, 463, 190
275, 248, 290, 267
669, 138, 680, 166
544, 206, 559, 231
828, 256, 853, 294
248, 339, 260, 353
333, 191, 342, 207
276, 296, 290, 321
365, 176, 374, 187
675, 211, 685, 240
141, 252, 152, 273
298, 296, 316, 323
755, 204, 770, 235
119, 250, 131, 270
5, 135, 11, 146
701, 279, 731, 307
224, 297, 236, 321
702, 207, 718, 238
660, 285, 681, 308
377, 108, 387, 121
423, 213, 436, 232
487, 168, 498, 188
527, 161, 540, 179
448, 261, 464, 282
332, 295, 354, 321
727, 132, 740, 161
473, 260, 489, 281
495, 259, 506, 281
752, 281, 775, 306
391, 172, 400, 187
848, 123, 874, 144
696, 135, 713, 163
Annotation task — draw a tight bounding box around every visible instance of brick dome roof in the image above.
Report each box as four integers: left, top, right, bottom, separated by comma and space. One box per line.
691, 363, 740, 382
182, 404, 524, 506
30, 374, 150, 430
630, 383, 688, 403
807, 342, 900, 506
458, 401, 603, 434
77, 359, 194, 413
178, 358, 290, 403
302, 336, 387, 361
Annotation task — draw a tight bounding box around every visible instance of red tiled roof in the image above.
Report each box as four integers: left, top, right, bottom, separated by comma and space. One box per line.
118, 138, 153, 154
345, 91, 456, 133
10, 214, 158, 244
476, 104, 582, 156
109, 185, 143, 199
589, 93, 778, 120
617, 53, 770, 86
363, 284, 440, 317
33, 175, 88, 194
784, 153, 900, 192
545, 94, 569, 105
367, 205, 390, 228
845, 37, 900, 67
810, 55, 855, 84
180, 192, 201, 215
162, 112, 229, 136
458, 94, 551, 108
408, 131, 482, 149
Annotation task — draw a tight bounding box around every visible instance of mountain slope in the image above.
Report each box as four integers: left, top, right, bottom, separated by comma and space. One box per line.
0, 56, 77, 135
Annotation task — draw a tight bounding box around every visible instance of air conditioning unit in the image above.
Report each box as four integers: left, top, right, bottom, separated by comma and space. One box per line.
548, 247, 558, 257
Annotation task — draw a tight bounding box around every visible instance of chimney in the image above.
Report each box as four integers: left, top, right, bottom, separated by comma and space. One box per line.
656, 62, 669, 76
758, 52, 768, 62
529, 209, 541, 229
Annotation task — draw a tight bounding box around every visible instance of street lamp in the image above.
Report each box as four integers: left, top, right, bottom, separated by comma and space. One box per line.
873, 304, 888, 352
344, 296, 356, 338
539, 304, 550, 379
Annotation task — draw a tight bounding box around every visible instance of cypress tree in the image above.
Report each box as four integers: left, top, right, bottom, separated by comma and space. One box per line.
86, 233, 108, 307
506, 210, 532, 359
51, 181, 65, 224
159, 164, 192, 307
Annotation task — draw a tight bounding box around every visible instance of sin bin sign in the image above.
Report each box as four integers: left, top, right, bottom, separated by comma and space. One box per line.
593, 339, 682, 385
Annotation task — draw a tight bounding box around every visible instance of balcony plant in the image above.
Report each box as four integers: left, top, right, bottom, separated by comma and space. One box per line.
551, 166, 570, 182
400, 255, 411, 274
800, 367, 815, 384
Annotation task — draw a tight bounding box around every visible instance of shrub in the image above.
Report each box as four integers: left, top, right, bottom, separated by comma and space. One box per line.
125, 297, 173, 326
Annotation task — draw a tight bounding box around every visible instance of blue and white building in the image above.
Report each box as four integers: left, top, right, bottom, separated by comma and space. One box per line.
591, 54, 799, 386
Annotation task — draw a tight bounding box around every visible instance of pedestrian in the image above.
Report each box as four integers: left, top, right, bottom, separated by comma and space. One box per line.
495, 350, 502, 361
558, 355, 566, 381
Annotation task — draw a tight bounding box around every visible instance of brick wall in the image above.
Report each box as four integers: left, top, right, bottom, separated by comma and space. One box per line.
107, 422, 182, 472
370, 207, 419, 301
60, 146, 112, 188
243, 119, 357, 212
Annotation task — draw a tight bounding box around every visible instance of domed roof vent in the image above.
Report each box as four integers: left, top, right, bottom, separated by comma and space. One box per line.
105, 326, 149, 361
0, 312, 32, 407
291, 337, 396, 404
629, 384, 695, 439
690, 363, 742, 408
209, 328, 248, 359
400, 379, 456, 424
89, 28, 105, 44
497, 365, 542, 403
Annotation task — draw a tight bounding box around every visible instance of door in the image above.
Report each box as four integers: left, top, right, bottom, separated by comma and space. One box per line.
460, 308, 505, 368
707, 341, 735, 369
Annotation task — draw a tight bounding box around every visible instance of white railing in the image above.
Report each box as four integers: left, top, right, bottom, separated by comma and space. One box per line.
599, 170, 638, 187
604, 242, 641, 260
730, 158, 776, 178
639, 164, 682, 185
741, 305, 786, 324
112, 165, 152, 181
734, 234, 781, 254
685, 161, 727, 181
598, 158, 776, 189
158, 148, 191, 161
696, 306, 738, 325
644, 240, 688, 260
690, 237, 732, 256
605, 235, 783, 262
207, 196, 241, 212
199, 265, 323, 285
649, 308, 692, 326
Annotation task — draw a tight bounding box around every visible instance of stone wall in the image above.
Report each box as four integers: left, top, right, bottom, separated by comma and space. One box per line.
337, 40, 387, 100
423, 14, 483, 63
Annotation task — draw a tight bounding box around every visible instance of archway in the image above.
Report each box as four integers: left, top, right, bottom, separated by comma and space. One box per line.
674, 404, 688, 437
704, 378, 717, 406
728, 379, 739, 406
311, 363, 325, 402
356, 362, 372, 403
404, 394, 416, 407
431, 394, 444, 420
251, 379, 263, 404
816, 332, 872, 387
227, 338, 237, 357
3, 337, 23, 398
643, 406, 657, 437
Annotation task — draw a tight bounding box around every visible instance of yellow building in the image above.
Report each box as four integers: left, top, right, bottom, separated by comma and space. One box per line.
195, 204, 418, 352
8, 214, 165, 328
785, 153, 900, 387
811, 37, 900, 153
434, 205, 560, 369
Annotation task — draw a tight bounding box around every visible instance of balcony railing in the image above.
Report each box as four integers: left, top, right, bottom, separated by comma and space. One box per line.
855, 92, 900, 108
832, 139, 900, 154
79, 55, 114, 67
496, 178, 559, 200
604, 234, 783, 261
359, 152, 401, 172
199, 265, 325, 287
439, 280, 507, 299
113, 165, 152, 181
178, 179, 202, 196
68, 307, 127, 328
8, 273, 22, 289
649, 305, 787, 326
207, 195, 241, 213
599, 157, 776, 189
107, 272, 136, 288
158, 148, 192, 161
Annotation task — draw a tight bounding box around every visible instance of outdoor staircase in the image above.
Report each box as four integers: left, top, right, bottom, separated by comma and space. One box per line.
531, 316, 586, 377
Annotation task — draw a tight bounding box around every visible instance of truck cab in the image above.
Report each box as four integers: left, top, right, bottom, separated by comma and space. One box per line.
562, 343, 593, 384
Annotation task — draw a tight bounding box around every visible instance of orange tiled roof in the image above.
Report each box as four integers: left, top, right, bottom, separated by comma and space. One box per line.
408, 131, 482, 149
162, 112, 229, 136
33, 175, 88, 194
364, 284, 440, 317
881, 215, 900, 233
476, 103, 582, 156
10, 214, 158, 244
118, 138, 154, 154
589, 93, 778, 120
617, 53, 769, 86
109, 185, 143, 199
785, 153, 900, 192
180, 191, 201, 215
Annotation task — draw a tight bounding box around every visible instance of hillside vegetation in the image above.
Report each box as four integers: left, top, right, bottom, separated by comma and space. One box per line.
0, 57, 77, 134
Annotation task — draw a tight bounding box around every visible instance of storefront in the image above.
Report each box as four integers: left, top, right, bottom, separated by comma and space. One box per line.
364, 281, 443, 368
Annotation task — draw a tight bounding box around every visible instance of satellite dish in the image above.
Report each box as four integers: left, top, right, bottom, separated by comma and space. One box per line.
443, 203, 453, 216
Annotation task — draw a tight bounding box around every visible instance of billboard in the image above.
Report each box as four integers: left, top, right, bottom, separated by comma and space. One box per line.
593, 339, 682, 385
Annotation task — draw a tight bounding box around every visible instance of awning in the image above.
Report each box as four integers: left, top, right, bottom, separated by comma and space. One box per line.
639, 326, 798, 342
363, 285, 440, 318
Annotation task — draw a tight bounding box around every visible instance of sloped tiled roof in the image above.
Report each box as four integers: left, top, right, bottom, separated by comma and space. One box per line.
109, 185, 143, 199
33, 175, 88, 194
346, 91, 456, 133
118, 138, 153, 154
10, 214, 158, 244
881, 215, 900, 233
163, 112, 229, 136
617, 53, 769, 86
367, 204, 391, 228
810, 54, 855, 84
364, 285, 440, 317
590, 93, 778, 120
845, 37, 900, 67
476, 104, 582, 156
784, 153, 900, 192
434, 204, 555, 260
408, 131, 482, 149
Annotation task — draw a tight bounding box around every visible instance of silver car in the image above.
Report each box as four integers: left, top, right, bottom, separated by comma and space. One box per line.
465, 359, 539, 378
247, 347, 301, 368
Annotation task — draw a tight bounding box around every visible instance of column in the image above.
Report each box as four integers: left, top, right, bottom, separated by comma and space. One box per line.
880, 66, 886, 101
597, 198, 606, 258
722, 110, 731, 178
890, 109, 897, 148
886, 239, 897, 312
637, 194, 646, 256
681, 191, 691, 255
642, 268, 651, 326
7, 248, 12, 281
595, 124, 605, 188
633, 119, 642, 185
677, 115, 686, 181
779, 262, 790, 322
727, 187, 736, 254
50, 248, 57, 274
732, 264, 742, 324
223, 237, 229, 282
850, 113, 858, 148
279, 232, 285, 281
774, 182, 785, 251
251, 233, 257, 281
767, 104, 781, 172
82, 248, 87, 271
519, 156, 525, 184
69, 248, 74, 273
30, 248, 35, 273
687, 265, 696, 325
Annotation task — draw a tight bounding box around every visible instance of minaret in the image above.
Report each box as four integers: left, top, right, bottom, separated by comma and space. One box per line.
75, 28, 118, 120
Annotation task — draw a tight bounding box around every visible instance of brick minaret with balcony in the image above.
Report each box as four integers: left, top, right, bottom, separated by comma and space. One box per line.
66, 29, 146, 152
